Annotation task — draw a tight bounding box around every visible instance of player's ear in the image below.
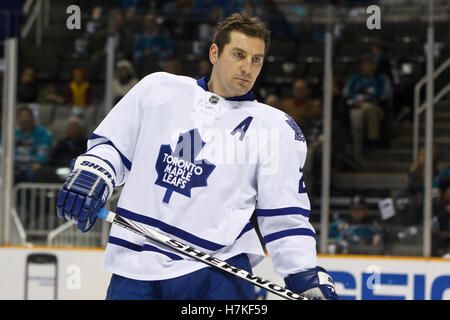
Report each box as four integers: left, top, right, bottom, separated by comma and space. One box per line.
209, 43, 219, 65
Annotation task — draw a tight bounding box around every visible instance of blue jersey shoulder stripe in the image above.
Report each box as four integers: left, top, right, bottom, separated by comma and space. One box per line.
88, 133, 132, 171
256, 207, 310, 218
263, 228, 316, 244
116, 207, 226, 251
108, 236, 183, 260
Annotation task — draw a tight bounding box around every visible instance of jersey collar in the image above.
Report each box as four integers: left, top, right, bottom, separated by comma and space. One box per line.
197, 76, 255, 102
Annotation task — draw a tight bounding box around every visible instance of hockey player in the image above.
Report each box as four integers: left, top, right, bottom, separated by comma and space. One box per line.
57, 13, 338, 300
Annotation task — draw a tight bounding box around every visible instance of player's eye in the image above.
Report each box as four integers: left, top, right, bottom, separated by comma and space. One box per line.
253, 57, 262, 63
234, 52, 244, 58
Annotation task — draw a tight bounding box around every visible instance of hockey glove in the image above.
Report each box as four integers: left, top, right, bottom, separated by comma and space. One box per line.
57, 155, 116, 232
285, 266, 339, 300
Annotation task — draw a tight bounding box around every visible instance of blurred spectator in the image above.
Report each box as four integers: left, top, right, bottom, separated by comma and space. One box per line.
37, 83, 64, 105
196, 58, 212, 78
120, 0, 141, 11
193, 0, 231, 21
112, 60, 139, 105
85, 6, 105, 35
328, 195, 382, 254
281, 79, 314, 124
343, 56, 391, 162
433, 165, 450, 195
394, 146, 440, 225
260, 0, 294, 39
369, 40, 398, 85
432, 177, 450, 256
132, 13, 175, 64
15, 106, 51, 183
240, 0, 264, 16
65, 68, 92, 116
164, 56, 184, 75
264, 93, 281, 110
161, 0, 196, 39
17, 66, 38, 103
90, 9, 133, 61
49, 117, 87, 168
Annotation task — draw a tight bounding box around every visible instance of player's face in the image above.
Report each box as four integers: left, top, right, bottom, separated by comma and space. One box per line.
210, 31, 265, 97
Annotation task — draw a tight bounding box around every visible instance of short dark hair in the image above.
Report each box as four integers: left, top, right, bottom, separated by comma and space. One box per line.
213, 13, 270, 56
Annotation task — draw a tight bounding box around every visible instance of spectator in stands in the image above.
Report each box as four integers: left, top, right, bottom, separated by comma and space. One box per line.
432, 177, 450, 257
37, 83, 64, 105
433, 165, 450, 196
132, 13, 175, 65
112, 60, 139, 105
342, 56, 390, 163
260, 0, 294, 39
328, 195, 382, 254
15, 106, 51, 183
281, 79, 314, 124
164, 56, 184, 75
193, 0, 231, 21
65, 68, 92, 117
120, 0, 141, 11
196, 58, 212, 78
85, 6, 105, 35
369, 40, 398, 85
90, 9, 133, 61
49, 116, 87, 168
161, 0, 196, 40
17, 66, 38, 103
264, 93, 281, 110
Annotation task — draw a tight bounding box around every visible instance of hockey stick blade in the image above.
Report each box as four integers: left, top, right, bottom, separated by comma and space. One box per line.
97, 208, 308, 301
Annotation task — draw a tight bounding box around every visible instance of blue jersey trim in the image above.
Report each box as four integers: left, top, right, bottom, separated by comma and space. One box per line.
88, 134, 132, 171
197, 76, 255, 101
116, 207, 226, 251
264, 228, 316, 244
108, 236, 183, 260
256, 207, 310, 219
236, 222, 254, 240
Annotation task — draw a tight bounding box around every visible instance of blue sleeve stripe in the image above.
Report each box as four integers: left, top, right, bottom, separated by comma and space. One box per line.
108, 236, 183, 260
88, 134, 132, 171
256, 207, 310, 219
263, 228, 316, 244
236, 222, 254, 240
116, 207, 226, 251
82, 153, 117, 177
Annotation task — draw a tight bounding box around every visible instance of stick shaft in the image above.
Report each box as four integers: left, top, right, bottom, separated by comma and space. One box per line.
97, 208, 307, 300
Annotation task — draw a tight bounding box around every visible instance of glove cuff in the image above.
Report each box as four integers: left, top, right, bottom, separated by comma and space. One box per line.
73, 155, 116, 198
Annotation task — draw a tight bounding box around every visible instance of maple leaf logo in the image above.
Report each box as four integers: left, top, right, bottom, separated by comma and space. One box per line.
154, 129, 216, 203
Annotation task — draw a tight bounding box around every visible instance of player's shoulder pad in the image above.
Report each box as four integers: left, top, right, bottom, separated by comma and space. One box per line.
251, 101, 307, 143
141, 71, 197, 87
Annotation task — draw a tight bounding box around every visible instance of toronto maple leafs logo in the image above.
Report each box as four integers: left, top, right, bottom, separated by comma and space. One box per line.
285, 114, 306, 142
154, 128, 216, 203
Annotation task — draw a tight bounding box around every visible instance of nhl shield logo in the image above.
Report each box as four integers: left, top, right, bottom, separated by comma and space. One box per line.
154, 128, 216, 203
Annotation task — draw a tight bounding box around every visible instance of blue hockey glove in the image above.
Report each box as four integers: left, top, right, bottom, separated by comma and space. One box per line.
285, 266, 339, 300
57, 155, 116, 232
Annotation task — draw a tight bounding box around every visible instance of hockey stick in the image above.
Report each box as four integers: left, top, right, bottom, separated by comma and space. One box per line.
96, 208, 308, 301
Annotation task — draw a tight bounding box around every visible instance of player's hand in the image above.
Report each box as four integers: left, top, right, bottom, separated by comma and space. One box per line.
57, 155, 116, 232
285, 266, 339, 300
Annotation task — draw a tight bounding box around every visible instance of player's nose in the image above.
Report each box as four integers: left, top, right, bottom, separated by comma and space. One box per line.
240, 57, 252, 75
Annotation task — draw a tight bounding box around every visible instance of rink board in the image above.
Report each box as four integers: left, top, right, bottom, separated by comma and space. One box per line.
0, 246, 449, 300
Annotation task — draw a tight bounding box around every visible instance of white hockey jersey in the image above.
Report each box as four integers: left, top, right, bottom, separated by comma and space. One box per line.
86, 72, 317, 281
